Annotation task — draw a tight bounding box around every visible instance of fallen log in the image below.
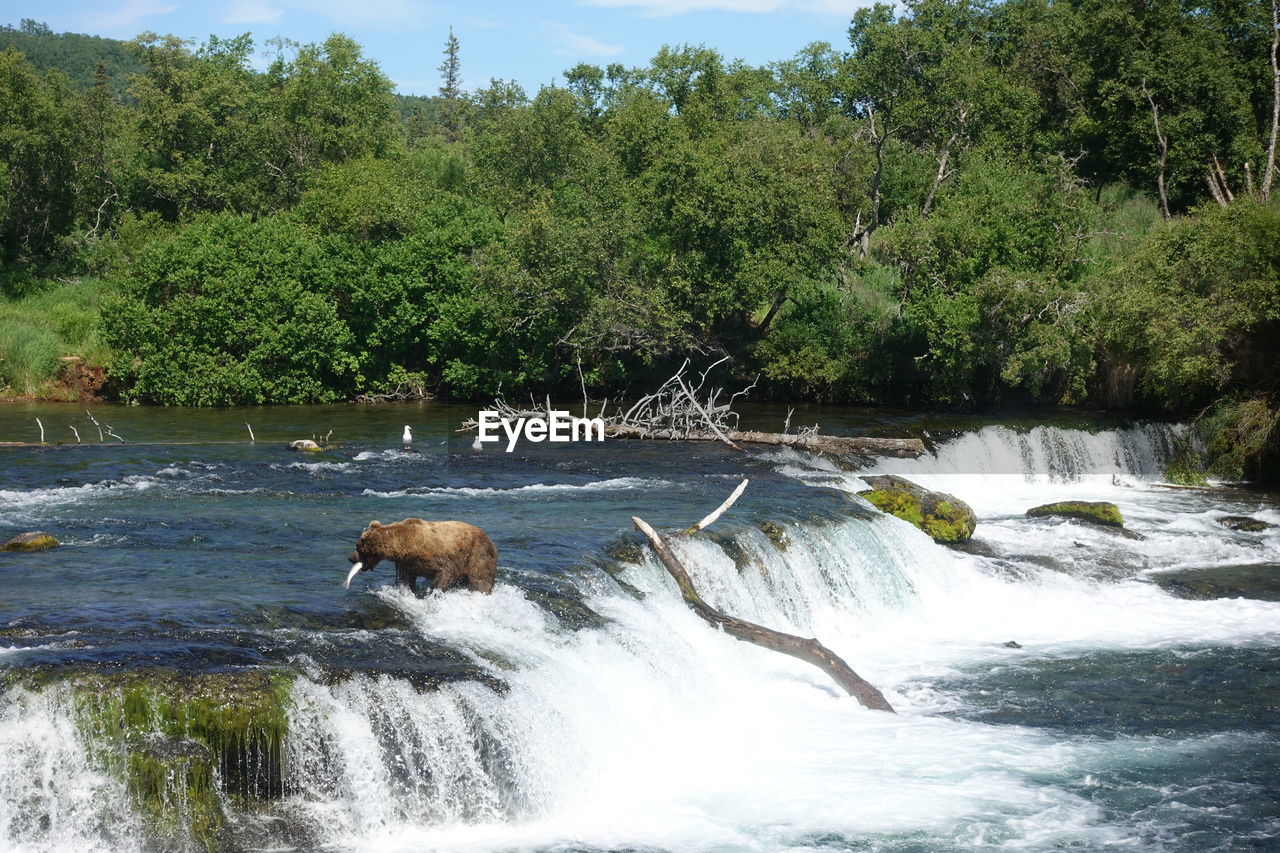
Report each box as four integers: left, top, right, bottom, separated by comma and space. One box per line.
631, 483, 894, 712
459, 359, 923, 459
606, 424, 924, 458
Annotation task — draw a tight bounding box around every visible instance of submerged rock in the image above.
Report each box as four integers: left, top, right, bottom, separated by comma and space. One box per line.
755, 520, 789, 549
1026, 501, 1124, 528
1152, 563, 1280, 601
1, 531, 59, 552
858, 475, 977, 543
947, 538, 998, 557
1217, 515, 1273, 532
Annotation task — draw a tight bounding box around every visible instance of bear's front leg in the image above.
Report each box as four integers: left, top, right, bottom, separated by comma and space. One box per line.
394, 564, 419, 594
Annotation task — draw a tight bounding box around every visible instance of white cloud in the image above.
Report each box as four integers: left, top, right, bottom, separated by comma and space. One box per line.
224, 0, 284, 24
75, 0, 178, 35
546, 22, 623, 58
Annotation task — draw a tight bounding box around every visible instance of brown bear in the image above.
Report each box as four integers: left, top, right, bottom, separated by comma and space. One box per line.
343, 518, 497, 594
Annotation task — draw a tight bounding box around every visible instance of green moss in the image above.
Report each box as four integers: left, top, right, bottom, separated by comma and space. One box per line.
920, 501, 973, 543
605, 539, 645, 565
755, 520, 789, 549
1026, 501, 1125, 527
71, 669, 294, 850
860, 486, 977, 543
860, 489, 924, 528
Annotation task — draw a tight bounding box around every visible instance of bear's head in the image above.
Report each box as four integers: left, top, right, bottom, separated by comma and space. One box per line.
343, 520, 383, 588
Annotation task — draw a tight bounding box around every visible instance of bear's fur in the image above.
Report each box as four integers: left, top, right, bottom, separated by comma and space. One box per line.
348, 518, 497, 594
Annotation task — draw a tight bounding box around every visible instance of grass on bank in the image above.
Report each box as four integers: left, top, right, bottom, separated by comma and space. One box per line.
0, 278, 113, 398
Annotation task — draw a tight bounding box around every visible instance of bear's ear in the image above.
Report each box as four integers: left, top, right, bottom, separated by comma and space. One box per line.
366, 520, 382, 530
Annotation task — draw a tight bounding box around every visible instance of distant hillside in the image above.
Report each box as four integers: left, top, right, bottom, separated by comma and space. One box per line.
0, 19, 140, 96
4, 18, 440, 125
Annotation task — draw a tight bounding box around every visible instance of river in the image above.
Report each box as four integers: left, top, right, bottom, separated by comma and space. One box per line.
1, 402, 1277, 852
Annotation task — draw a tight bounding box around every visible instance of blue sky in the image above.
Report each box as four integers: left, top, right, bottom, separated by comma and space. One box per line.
11, 0, 873, 95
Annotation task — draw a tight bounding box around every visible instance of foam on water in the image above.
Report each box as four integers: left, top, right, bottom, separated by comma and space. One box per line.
0, 686, 142, 852
0, 477, 159, 518
362, 477, 673, 499
270, 483, 1278, 851
3, 420, 1277, 851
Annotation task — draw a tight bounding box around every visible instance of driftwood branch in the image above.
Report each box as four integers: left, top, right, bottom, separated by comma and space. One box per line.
460, 360, 924, 459
686, 478, 749, 534
631, 510, 894, 712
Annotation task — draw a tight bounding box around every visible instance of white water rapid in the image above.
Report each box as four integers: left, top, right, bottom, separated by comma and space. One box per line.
266, 423, 1279, 852
3, 422, 1277, 852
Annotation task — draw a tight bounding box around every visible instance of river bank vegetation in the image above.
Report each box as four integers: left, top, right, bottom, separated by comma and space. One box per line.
0, 2, 1277, 477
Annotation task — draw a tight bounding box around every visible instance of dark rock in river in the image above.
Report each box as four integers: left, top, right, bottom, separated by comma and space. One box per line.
1, 531, 59, 552
755, 520, 789, 549
1026, 501, 1124, 528
947, 538, 998, 557
858, 475, 977, 543
1217, 515, 1274, 532
1151, 563, 1280, 602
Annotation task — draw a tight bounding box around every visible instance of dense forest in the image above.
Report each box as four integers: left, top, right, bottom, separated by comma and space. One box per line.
0, 3, 1277, 478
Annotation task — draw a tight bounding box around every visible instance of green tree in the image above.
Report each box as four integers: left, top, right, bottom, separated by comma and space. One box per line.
0, 49, 80, 275
438, 27, 464, 142
103, 214, 360, 405
267, 33, 399, 200
126, 33, 274, 218
1098, 199, 1280, 408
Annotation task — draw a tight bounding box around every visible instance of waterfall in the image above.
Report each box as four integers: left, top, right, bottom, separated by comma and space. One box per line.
0, 686, 143, 853
2, 420, 1276, 852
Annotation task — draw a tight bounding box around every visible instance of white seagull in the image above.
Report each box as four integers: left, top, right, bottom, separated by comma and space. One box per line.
402, 425, 412, 450
472, 434, 483, 450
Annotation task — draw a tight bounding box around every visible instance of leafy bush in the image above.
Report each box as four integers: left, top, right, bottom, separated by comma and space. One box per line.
104, 214, 360, 405
753, 268, 900, 401
1098, 199, 1280, 408
876, 151, 1100, 403
1199, 396, 1279, 481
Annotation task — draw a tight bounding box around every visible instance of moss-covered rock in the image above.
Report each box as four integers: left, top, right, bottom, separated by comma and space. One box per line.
1217, 515, 1273, 532
604, 537, 645, 565
71, 668, 294, 850
2, 531, 59, 551
755, 520, 789, 550
858, 475, 976, 543
1026, 501, 1125, 527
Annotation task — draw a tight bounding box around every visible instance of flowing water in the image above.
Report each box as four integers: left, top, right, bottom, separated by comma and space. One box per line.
1, 402, 1277, 852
